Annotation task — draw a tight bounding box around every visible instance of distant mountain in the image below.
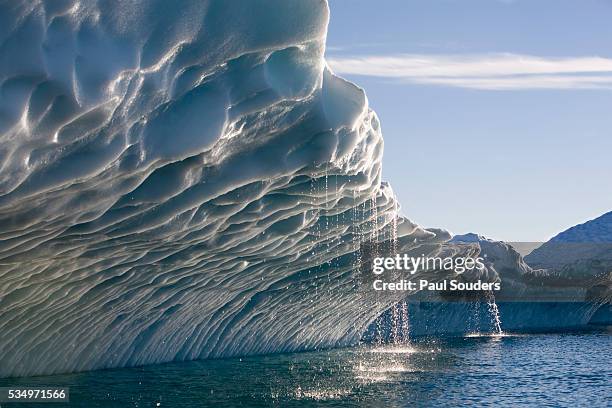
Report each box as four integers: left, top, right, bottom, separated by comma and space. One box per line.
525, 211, 612, 278
545, 211, 612, 243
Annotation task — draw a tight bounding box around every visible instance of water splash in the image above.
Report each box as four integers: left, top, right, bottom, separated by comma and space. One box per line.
400, 301, 410, 342
485, 290, 504, 336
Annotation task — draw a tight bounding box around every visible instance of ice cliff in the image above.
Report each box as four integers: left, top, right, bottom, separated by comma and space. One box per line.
0, 0, 456, 377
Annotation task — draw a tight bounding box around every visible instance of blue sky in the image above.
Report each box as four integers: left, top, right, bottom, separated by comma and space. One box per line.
326, 0, 612, 242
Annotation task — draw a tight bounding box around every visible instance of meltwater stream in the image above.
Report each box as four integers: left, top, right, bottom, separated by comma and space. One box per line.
486, 291, 504, 336
1, 330, 609, 407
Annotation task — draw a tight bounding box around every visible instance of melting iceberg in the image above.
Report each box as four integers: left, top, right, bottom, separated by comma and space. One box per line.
0, 0, 459, 377
1, 0, 608, 378
371, 232, 611, 338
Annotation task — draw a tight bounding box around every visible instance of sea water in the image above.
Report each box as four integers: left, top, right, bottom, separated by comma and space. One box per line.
1, 329, 609, 407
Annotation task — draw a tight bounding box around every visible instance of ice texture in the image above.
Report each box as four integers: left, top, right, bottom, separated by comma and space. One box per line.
0, 0, 457, 377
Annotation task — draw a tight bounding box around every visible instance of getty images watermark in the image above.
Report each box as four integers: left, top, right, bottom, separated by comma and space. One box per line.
368, 254, 501, 292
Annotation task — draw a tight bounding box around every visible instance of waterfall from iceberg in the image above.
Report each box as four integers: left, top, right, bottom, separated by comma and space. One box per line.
0, 0, 458, 378
1, 0, 608, 379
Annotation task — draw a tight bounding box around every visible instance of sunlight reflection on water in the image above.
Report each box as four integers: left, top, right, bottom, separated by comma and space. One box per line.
0, 330, 609, 407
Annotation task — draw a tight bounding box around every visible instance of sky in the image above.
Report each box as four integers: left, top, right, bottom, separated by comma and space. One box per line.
326, 0, 612, 242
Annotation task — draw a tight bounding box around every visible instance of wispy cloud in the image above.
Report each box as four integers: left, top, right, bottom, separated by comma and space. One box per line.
327, 53, 612, 90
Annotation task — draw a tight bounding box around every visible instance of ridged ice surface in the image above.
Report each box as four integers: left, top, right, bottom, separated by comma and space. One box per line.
0, 0, 459, 377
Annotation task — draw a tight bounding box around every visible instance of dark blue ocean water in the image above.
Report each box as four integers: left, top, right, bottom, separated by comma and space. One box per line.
1, 329, 610, 407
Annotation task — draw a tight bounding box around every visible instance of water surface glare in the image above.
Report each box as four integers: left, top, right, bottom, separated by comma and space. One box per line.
1, 330, 609, 407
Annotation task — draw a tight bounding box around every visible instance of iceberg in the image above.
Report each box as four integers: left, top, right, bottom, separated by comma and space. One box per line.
0, 0, 608, 378
0, 0, 456, 377
368, 231, 610, 338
